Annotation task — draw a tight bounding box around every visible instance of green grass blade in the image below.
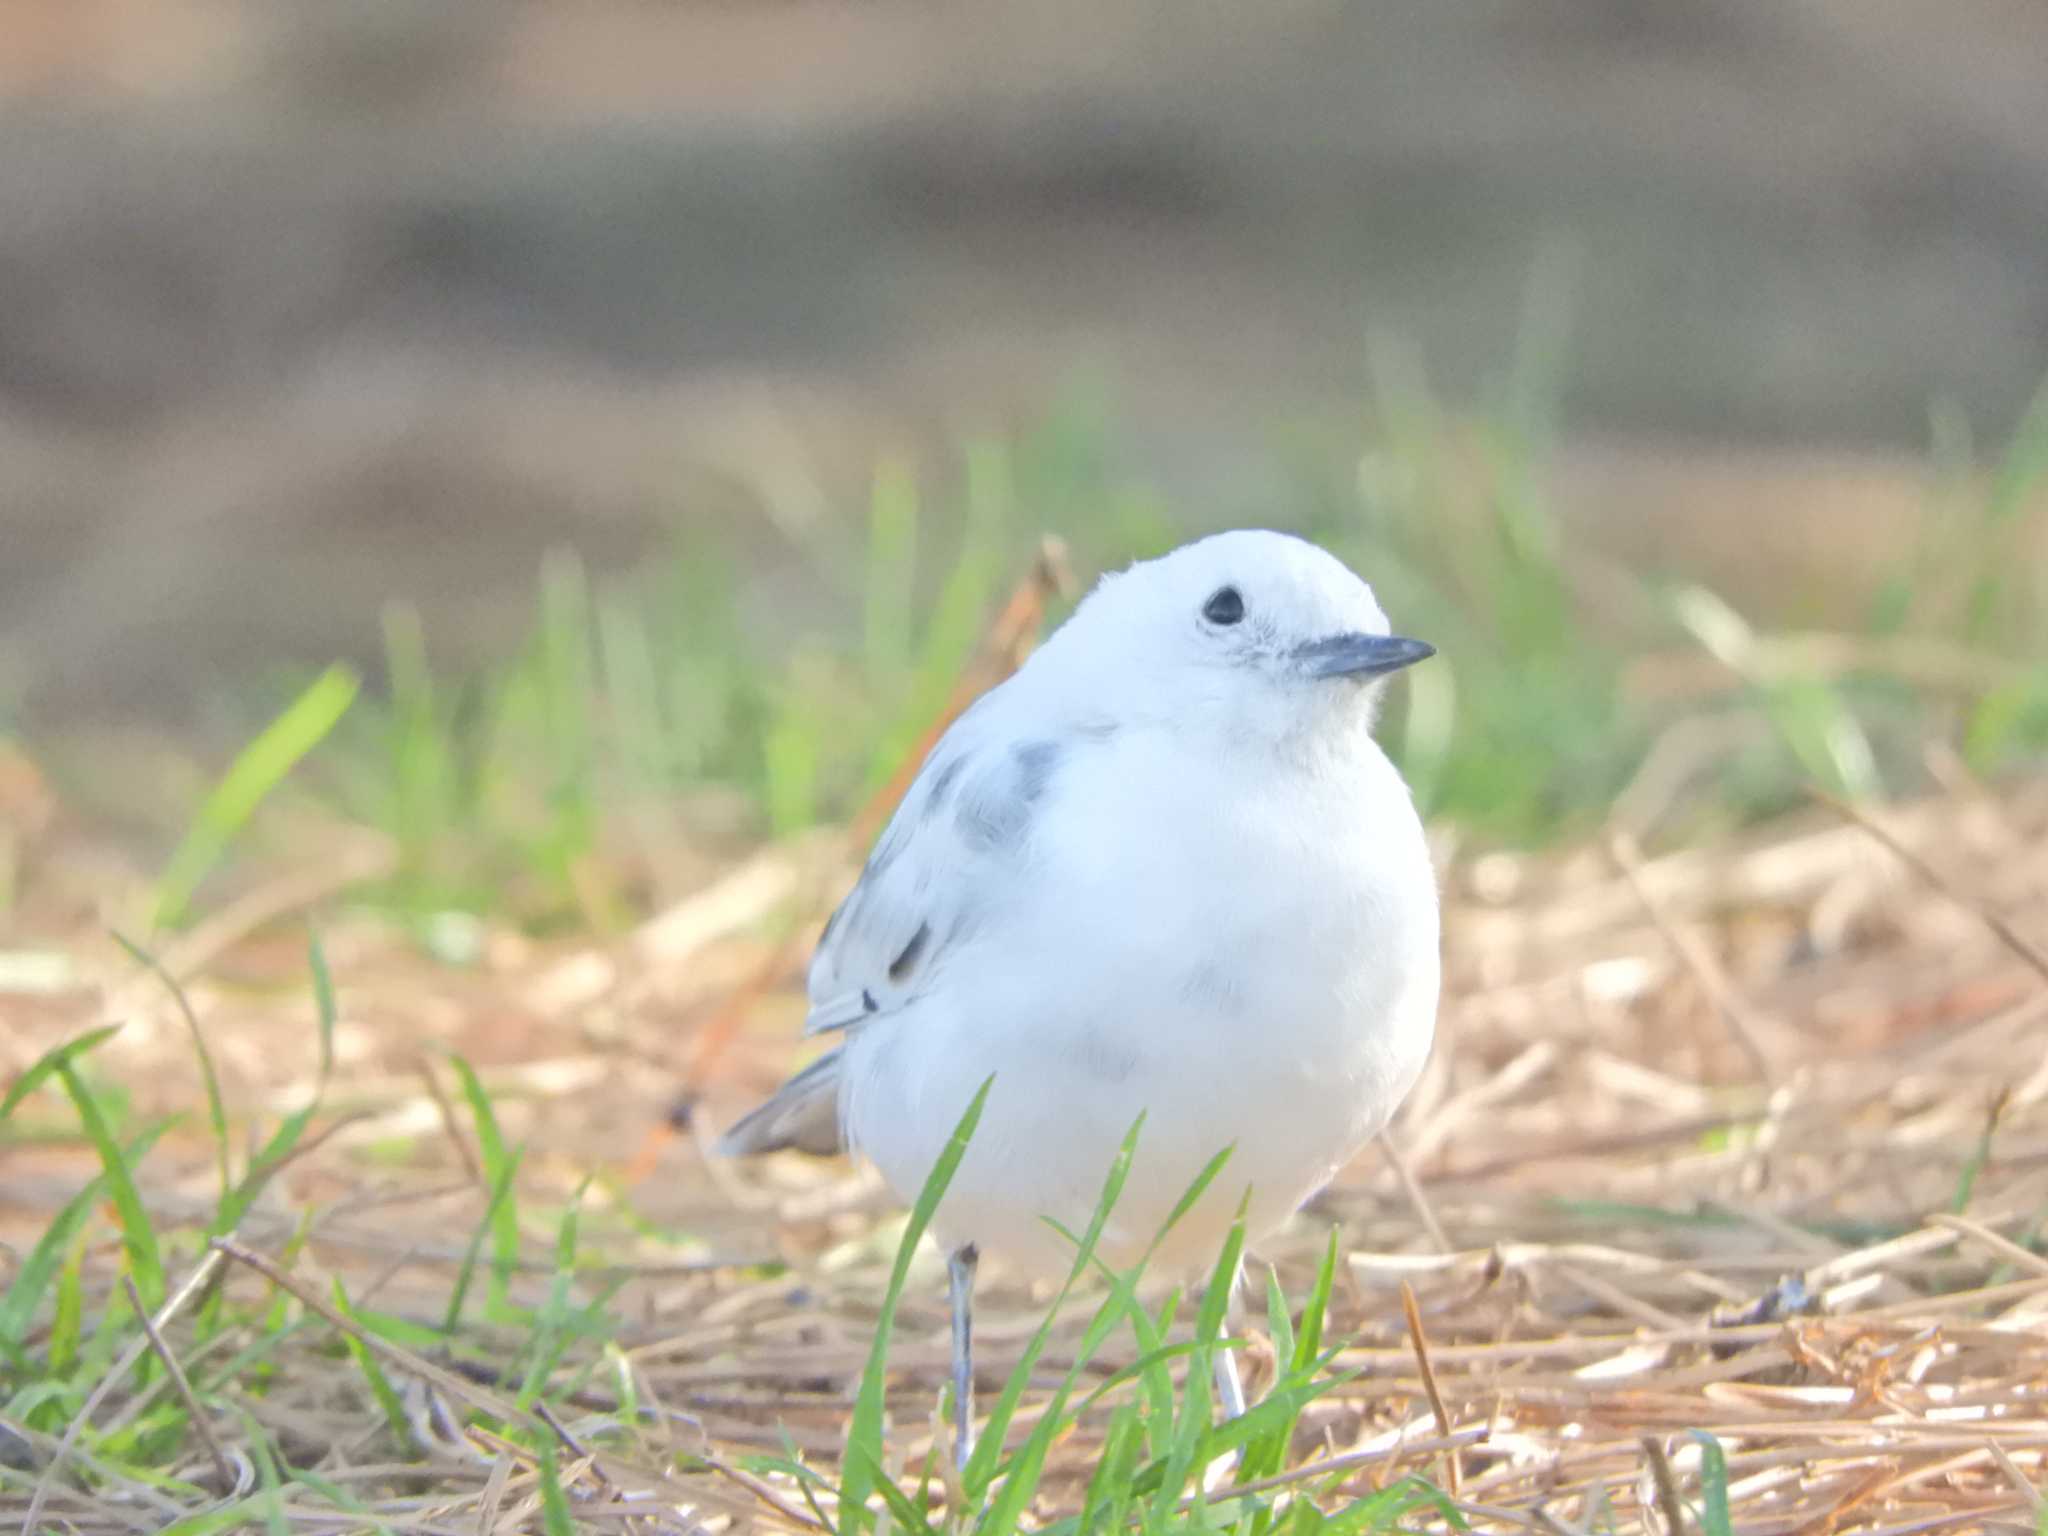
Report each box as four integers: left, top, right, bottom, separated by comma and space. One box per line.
288, 1465, 371, 1516
1063, 1339, 1210, 1424
1237, 1241, 1346, 1499
156, 1498, 272, 1536
767, 1430, 839, 1532
1689, 1430, 1732, 1536
56, 1060, 166, 1311
213, 941, 341, 1233
0, 1119, 172, 1357
1263, 1264, 1296, 1375
518, 1179, 591, 1409
218, 1107, 314, 1234
442, 1146, 526, 1332
538, 1445, 576, 1536
1669, 584, 1877, 799
840, 1076, 992, 1536
1151, 1199, 1250, 1529
151, 663, 360, 930
443, 1053, 507, 1176
256, 1210, 316, 1343
979, 1330, 1150, 1536
1294, 1228, 1340, 1376
1054, 1227, 1180, 1461
7, 1377, 81, 1431
235, 1411, 291, 1536
857, 1448, 941, 1536
1244, 1256, 1332, 1486
339, 1302, 448, 1354
445, 1052, 523, 1318
1395, 649, 1458, 818
975, 1186, 1168, 1535
0, 1023, 121, 1122
1951, 1091, 2009, 1216
1318, 1477, 1453, 1536
1078, 1401, 1144, 1536
762, 690, 823, 838
1201, 1358, 1357, 1464
307, 928, 337, 1086
962, 1111, 1146, 1490
1381, 1476, 1470, 1532
194, 1318, 307, 1400
48, 1219, 91, 1377
1192, 1195, 1248, 1362
331, 1279, 417, 1455
1142, 1145, 1235, 1271
380, 599, 458, 904
6, 1183, 97, 1361
113, 931, 231, 1220
604, 1342, 640, 1429
1970, 370, 2048, 647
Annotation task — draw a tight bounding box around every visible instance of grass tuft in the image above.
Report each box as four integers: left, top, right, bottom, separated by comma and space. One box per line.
112, 932, 231, 1223
4, 796, 2042, 1533
840, 1077, 992, 1534
5, 349, 2045, 1535
445, 1051, 526, 1322
55, 1058, 167, 1313
1689, 1431, 1733, 1536
151, 663, 359, 931
330, 1278, 417, 1455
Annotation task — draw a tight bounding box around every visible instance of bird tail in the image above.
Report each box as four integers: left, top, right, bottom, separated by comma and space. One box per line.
715, 1049, 847, 1157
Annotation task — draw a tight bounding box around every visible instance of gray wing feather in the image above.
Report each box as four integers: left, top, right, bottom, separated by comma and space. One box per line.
803, 715, 1063, 1039
722, 701, 1073, 1159
716, 1050, 846, 1157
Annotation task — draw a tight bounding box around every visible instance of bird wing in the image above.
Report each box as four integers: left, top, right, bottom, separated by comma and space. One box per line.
804, 698, 1064, 1037
715, 1047, 847, 1156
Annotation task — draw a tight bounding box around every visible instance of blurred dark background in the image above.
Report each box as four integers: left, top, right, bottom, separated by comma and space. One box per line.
4, 0, 2046, 724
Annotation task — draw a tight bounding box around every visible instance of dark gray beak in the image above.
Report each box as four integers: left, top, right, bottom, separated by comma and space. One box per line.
1294, 632, 1435, 679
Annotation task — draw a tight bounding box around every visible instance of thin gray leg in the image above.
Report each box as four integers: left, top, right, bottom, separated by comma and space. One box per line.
1211, 1255, 1248, 1422
1213, 1344, 1247, 1421
947, 1244, 979, 1471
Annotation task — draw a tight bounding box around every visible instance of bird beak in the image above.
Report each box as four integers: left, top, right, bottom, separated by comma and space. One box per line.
1293, 632, 1435, 679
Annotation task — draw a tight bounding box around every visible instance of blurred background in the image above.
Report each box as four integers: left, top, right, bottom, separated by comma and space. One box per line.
7, 6, 2048, 1517
3, 0, 2047, 929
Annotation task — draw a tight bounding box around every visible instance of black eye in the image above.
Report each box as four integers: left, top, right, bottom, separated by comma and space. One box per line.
1202, 586, 1245, 626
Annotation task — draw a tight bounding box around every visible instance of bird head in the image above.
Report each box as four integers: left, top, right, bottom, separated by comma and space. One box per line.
1038, 529, 1434, 747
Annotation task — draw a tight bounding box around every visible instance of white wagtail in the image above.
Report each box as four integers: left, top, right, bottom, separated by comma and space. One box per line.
722, 529, 1441, 1466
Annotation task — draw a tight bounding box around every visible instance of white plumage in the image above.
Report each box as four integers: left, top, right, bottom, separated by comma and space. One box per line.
721, 529, 1441, 1459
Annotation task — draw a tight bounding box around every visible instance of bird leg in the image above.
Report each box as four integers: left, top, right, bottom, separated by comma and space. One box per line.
947, 1243, 979, 1471
1213, 1341, 1248, 1422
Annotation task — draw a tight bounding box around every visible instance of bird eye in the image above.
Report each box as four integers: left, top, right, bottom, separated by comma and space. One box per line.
1202, 586, 1245, 626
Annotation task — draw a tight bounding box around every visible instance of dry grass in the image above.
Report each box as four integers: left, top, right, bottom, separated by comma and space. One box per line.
2, 752, 2044, 1532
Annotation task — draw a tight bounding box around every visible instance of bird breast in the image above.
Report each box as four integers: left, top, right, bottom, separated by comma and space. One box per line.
1026, 725, 1439, 1080
838, 719, 1441, 1274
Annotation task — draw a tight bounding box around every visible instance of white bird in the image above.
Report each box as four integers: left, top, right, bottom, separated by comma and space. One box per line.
720, 529, 1441, 1466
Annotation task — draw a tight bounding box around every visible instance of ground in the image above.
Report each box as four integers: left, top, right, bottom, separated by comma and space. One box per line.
2, 718, 2043, 1531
